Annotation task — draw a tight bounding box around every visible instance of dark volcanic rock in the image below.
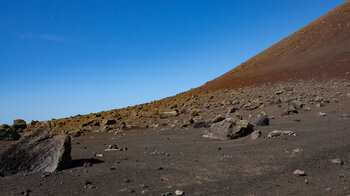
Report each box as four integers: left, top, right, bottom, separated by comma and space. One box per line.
101, 119, 117, 126
0, 125, 72, 176
253, 112, 269, 126
193, 121, 210, 128
232, 120, 255, 139
203, 121, 234, 140
13, 119, 27, 130
203, 120, 254, 140
0, 124, 21, 141
211, 115, 226, 123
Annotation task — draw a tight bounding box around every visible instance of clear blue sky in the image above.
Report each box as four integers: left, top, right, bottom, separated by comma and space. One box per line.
0, 0, 345, 125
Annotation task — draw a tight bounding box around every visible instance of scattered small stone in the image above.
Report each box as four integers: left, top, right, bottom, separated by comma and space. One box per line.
129, 189, 135, 193
325, 187, 332, 191
319, 112, 327, 116
303, 107, 311, 111
104, 144, 118, 151
83, 180, 96, 189
83, 162, 92, 167
175, 190, 184, 196
292, 148, 303, 153
317, 102, 326, 107
293, 169, 306, 176
304, 179, 308, 184
331, 158, 343, 165
124, 178, 131, 183
21, 189, 31, 196
275, 90, 283, 95
268, 130, 296, 138
95, 154, 104, 157
227, 106, 237, 114
41, 173, 50, 178
141, 184, 149, 189
157, 167, 164, 170
251, 130, 262, 140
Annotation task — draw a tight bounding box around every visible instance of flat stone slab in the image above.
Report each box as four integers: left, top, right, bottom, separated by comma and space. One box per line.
0, 126, 71, 176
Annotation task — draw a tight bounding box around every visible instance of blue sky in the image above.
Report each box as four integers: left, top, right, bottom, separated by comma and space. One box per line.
0, 0, 345, 125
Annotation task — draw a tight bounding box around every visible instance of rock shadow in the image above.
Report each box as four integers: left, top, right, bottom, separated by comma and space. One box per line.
65, 158, 104, 170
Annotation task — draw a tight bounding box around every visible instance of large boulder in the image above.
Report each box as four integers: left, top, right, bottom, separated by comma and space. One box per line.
0, 125, 71, 176
13, 119, 27, 130
0, 124, 21, 141
203, 120, 233, 140
203, 120, 254, 140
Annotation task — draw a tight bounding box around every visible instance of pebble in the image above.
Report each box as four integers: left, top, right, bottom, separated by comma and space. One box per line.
331, 158, 343, 165
124, 178, 131, 183
251, 130, 262, 140
95, 154, 104, 157
175, 190, 184, 196
41, 173, 50, 178
83, 162, 92, 167
293, 169, 306, 176
292, 148, 303, 153
319, 112, 326, 116
21, 189, 31, 196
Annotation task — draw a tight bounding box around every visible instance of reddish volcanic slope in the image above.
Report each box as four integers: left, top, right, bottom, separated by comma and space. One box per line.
197, 1, 350, 92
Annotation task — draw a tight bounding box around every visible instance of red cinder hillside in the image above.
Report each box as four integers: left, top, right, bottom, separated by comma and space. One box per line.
196, 1, 350, 92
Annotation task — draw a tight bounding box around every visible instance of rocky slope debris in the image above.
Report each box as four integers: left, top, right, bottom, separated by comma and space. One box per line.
13, 79, 350, 138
